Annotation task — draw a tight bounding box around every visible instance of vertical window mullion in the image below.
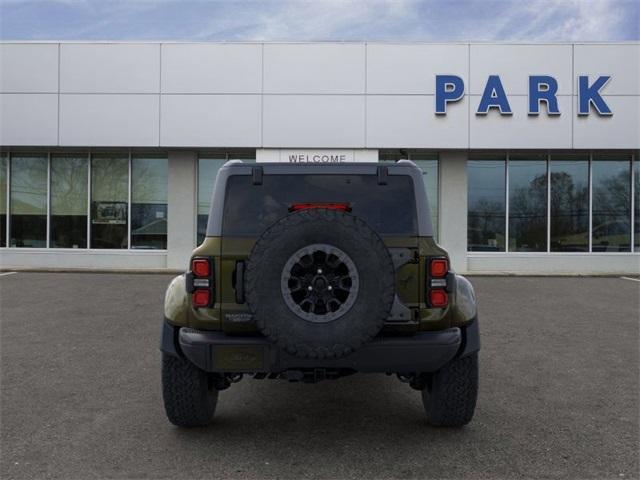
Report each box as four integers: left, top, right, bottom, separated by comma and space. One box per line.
127, 150, 132, 250
630, 153, 635, 252
505, 153, 510, 253
589, 152, 593, 253
46, 152, 51, 248
87, 152, 91, 250
546, 152, 551, 252
6, 151, 10, 248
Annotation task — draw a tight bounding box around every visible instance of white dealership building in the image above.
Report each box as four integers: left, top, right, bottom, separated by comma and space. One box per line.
0, 41, 638, 273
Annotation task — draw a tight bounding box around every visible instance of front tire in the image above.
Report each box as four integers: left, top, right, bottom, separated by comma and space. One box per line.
421, 353, 478, 427
162, 353, 218, 427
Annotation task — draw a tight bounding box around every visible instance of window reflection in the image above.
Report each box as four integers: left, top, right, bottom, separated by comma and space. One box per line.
91, 155, 128, 249
508, 155, 547, 252
131, 156, 168, 249
550, 155, 589, 252
468, 158, 506, 251
0, 154, 6, 247
50, 155, 88, 248
592, 154, 631, 252
10, 154, 47, 248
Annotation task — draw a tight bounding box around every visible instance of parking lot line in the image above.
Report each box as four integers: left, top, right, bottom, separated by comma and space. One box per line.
620, 276, 640, 282
0, 271, 17, 277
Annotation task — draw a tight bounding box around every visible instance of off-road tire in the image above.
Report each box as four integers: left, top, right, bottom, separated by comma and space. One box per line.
245, 208, 395, 359
162, 353, 218, 427
421, 353, 478, 427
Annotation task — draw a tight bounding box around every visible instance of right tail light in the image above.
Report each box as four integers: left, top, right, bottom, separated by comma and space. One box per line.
427, 257, 449, 308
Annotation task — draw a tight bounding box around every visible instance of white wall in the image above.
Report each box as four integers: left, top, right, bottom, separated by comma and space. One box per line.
1, 42, 638, 149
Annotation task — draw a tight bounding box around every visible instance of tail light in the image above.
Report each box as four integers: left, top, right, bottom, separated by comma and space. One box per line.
187, 257, 214, 308
427, 257, 449, 308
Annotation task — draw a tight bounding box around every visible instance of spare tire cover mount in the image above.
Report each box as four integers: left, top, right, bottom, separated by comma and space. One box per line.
280, 243, 360, 323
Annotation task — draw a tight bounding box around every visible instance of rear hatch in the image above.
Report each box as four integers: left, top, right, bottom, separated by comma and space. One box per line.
219, 172, 420, 331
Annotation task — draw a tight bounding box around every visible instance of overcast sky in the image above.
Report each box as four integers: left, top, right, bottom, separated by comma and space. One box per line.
0, 0, 638, 42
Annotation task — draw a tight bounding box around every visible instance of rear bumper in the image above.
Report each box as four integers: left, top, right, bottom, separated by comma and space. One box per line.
161, 319, 480, 374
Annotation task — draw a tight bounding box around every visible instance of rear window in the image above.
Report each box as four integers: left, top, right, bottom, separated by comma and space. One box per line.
221, 174, 417, 236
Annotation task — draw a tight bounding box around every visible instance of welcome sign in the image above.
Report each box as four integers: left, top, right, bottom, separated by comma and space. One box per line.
256, 149, 377, 163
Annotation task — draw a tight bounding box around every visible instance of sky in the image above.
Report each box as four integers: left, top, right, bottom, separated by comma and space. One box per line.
0, 0, 638, 42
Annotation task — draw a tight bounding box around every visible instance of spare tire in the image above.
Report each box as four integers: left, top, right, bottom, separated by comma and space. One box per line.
245, 208, 395, 359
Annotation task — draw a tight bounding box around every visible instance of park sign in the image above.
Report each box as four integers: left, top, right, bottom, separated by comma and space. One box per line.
435, 75, 613, 116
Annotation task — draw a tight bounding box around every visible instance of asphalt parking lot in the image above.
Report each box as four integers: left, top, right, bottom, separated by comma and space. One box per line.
1, 272, 638, 480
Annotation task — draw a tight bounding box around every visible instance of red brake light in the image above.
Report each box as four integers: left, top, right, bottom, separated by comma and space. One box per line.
429, 289, 448, 308
430, 258, 449, 278
290, 203, 351, 212
192, 289, 210, 308
192, 258, 210, 277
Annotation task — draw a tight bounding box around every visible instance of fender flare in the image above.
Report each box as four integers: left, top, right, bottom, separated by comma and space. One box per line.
164, 274, 189, 325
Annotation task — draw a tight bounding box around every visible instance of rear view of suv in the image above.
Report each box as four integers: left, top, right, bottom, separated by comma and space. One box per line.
161, 160, 479, 427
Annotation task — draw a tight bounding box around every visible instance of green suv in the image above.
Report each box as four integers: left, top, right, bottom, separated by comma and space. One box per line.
161, 160, 479, 427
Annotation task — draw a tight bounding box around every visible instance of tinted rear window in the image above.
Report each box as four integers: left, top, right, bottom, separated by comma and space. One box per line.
221, 174, 417, 236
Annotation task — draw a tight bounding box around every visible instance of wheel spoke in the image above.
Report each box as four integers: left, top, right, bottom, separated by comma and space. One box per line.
337, 276, 352, 291
326, 254, 342, 269
288, 277, 303, 292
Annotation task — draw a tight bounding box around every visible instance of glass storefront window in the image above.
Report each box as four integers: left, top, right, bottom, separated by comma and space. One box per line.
508, 154, 548, 252
50, 155, 88, 248
468, 156, 506, 251
10, 154, 47, 248
131, 156, 168, 249
592, 154, 632, 252
550, 154, 589, 252
91, 154, 128, 249
0, 154, 7, 247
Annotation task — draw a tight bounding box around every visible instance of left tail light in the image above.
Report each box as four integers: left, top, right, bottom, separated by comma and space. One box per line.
427, 257, 449, 308
186, 257, 214, 308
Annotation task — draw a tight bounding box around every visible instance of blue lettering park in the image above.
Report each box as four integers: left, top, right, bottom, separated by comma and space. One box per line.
435, 74, 613, 116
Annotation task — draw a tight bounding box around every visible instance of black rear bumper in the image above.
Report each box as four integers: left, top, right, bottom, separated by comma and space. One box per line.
161, 319, 479, 374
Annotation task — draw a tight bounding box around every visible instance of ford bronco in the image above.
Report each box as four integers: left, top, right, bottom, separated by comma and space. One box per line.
161, 160, 479, 427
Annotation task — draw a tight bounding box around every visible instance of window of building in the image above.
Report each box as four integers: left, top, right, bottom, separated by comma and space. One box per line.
10, 154, 47, 248
50, 155, 88, 248
131, 156, 168, 249
508, 154, 548, 252
550, 154, 589, 252
0, 154, 7, 247
592, 153, 632, 252
197, 150, 256, 245
91, 154, 128, 249
468, 155, 506, 252
468, 151, 636, 253
379, 150, 439, 239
